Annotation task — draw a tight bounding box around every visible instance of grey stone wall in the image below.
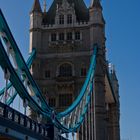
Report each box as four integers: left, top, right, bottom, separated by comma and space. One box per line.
29, 0, 120, 139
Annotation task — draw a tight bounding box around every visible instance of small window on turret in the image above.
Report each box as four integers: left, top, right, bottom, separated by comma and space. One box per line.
67, 32, 72, 40
75, 32, 80, 40
67, 14, 72, 24
59, 15, 64, 24
81, 68, 87, 77
49, 98, 56, 107
59, 94, 72, 107
45, 70, 50, 78
51, 33, 56, 41
59, 33, 64, 41
59, 63, 72, 77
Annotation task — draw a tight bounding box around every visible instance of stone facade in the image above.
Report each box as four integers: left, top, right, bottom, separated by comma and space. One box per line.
29, 0, 120, 139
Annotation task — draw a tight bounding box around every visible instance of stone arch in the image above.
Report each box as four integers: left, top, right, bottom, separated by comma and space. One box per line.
56, 62, 74, 77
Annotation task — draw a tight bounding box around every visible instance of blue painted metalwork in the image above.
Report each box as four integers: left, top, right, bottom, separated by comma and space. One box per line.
0, 40, 51, 117
54, 47, 97, 132
0, 102, 50, 140
57, 46, 97, 118
0, 49, 36, 105
0, 9, 99, 133
0, 36, 98, 132
0, 9, 51, 112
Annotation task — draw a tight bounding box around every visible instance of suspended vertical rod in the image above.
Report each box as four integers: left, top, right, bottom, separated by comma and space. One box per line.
4, 69, 10, 104
93, 81, 96, 140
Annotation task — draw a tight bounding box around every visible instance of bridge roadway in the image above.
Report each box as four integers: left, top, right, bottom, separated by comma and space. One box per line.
0, 102, 67, 140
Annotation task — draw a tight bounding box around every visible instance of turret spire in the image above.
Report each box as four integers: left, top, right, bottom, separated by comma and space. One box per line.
91, 0, 102, 9
31, 0, 42, 13
44, 0, 47, 13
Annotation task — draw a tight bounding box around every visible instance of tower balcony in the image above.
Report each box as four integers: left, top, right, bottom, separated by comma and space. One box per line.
55, 76, 76, 83
48, 40, 83, 48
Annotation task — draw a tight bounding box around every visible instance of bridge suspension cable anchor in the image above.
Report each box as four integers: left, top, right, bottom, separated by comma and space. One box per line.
65, 133, 69, 139
51, 110, 56, 123
37, 113, 42, 124
72, 132, 75, 140
0, 32, 11, 56
4, 68, 10, 104
23, 98, 28, 115
0, 31, 19, 71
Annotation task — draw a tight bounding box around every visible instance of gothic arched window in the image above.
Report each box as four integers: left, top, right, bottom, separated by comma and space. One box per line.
59, 33, 64, 41
75, 31, 80, 40
80, 67, 87, 77
51, 33, 56, 41
59, 63, 72, 77
67, 32, 72, 40
59, 94, 72, 107
67, 14, 72, 24
59, 15, 64, 24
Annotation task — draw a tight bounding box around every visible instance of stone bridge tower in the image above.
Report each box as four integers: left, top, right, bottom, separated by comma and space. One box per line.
29, 0, 120, 139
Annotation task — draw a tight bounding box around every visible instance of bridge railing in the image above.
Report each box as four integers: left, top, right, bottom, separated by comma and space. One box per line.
0, 101, 48, 137
0, 8, 98, 134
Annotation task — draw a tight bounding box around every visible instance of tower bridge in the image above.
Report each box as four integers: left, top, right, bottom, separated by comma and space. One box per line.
0, 0, 120, 140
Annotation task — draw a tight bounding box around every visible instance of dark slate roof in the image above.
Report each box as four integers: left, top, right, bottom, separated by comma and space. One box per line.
31, 0, 42, 13
42, 0, 89, 25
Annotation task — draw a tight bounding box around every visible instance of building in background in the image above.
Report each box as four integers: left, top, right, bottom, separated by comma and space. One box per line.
29, 0, 120, 139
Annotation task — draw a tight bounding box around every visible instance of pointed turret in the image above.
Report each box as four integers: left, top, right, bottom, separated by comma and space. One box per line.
43, 0, 47, 13
89, 0, 104, 23
91, 0, 102, 9
29, 0, 42, 53
89, 0, 106, 49
31, 0, 42, 13
90, 0, 104, 23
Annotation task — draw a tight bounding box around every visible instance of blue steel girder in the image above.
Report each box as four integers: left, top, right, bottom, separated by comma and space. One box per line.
0, 9, 51, 113
0, 37, 97, 133
0, 9, 98, 133
54, 46, 97, 132
57, 47, 97, 119
0, 102, 50, 140
0, 49, 36, 105
0, 40, 51, 117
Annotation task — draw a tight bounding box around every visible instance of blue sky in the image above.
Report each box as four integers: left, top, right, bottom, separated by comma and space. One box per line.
0, 0, 140, 139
